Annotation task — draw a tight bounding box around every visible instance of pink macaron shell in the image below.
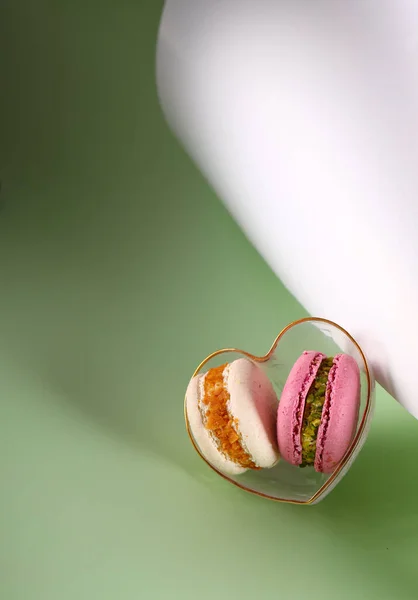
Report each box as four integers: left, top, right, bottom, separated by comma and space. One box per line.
315, 354, 361, 474
277, 351, 325, 465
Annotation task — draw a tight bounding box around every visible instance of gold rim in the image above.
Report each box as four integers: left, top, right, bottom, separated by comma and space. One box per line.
184, 317, 373, 505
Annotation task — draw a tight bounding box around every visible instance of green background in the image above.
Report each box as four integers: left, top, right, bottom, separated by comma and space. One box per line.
1, 1, 418, 598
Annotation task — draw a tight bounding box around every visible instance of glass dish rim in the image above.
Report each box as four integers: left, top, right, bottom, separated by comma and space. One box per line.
184, 316, 373, 505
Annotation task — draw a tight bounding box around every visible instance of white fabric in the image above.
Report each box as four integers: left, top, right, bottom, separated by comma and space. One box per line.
158, 0, 418, 419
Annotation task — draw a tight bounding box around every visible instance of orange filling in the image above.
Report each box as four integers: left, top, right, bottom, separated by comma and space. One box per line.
202, 364, 260, 470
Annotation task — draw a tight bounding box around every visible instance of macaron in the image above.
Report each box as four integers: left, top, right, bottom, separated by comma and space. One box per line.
186, 358, 280, 475
277, 351, 360, 474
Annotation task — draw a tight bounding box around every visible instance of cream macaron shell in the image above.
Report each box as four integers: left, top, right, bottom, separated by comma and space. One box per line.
226, 358, 279, 469
186, 358, 279, 475
186, 372, 246, 475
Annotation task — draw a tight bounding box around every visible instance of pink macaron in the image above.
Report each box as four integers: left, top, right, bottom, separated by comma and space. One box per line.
277, 351, 360, 474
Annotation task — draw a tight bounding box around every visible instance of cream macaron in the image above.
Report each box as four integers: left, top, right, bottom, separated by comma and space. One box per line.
186, 358, 280, 475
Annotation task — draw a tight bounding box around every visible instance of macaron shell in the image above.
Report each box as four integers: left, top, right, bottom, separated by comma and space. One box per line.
186, 373, 247, 475
227, 358, 279, 469
315, 354, 361, 474
277, 351, 325, 465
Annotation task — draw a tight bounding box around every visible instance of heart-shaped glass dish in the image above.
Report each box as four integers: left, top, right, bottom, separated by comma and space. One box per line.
185, 317, 375, 505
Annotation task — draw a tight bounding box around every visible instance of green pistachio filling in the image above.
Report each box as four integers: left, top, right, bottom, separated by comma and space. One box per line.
300, 356, 334, 467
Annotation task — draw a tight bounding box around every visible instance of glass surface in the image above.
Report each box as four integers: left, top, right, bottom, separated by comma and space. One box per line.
186, 318, 375, 504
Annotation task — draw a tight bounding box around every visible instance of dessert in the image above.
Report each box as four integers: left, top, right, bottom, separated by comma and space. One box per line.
277, 351, 361, 473
186, 358, 279, 475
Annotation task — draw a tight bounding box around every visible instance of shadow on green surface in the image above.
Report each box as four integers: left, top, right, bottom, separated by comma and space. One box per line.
2, 1, 418, 598
309, 417, 418, 596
